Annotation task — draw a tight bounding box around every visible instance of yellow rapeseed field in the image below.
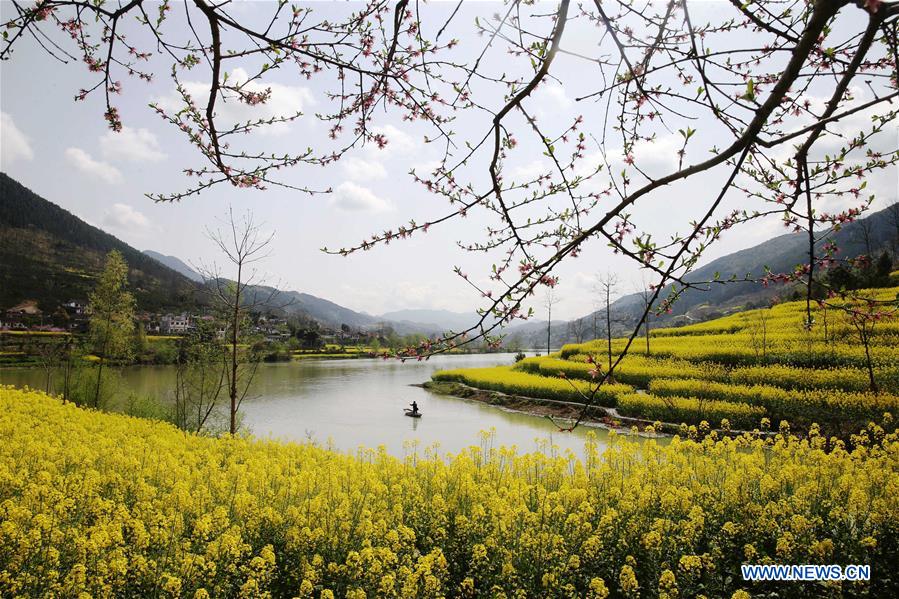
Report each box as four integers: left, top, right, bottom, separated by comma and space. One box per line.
2, 386, 898, 597
432, 366, 630, 406
436, 291, 899, 435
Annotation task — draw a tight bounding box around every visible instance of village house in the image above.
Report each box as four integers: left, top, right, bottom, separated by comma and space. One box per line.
63, 300, 87, 315
160, 313, 192, 335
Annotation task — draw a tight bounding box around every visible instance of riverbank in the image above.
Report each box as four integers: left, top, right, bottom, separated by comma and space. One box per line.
420, 380, 662, 434
420, 380, 776, 439
0, 329, 508, 368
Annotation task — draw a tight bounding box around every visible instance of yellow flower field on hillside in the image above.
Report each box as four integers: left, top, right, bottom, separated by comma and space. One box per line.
435, 291, 899, 435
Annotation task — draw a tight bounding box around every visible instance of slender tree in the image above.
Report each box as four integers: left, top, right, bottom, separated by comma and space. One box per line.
87, 250, 135, 408
26, 333, 69, 394
172, 321, 228, 433
199, 208, 279, 435
748, 308, 771, 363
59, 335, 76, 402
567, 318, 587, 344
856, 217, 876, 260
844, 302, 881, 392
543, 288, 560, 355
595, 272, 619, 371
636, 277, 654, 356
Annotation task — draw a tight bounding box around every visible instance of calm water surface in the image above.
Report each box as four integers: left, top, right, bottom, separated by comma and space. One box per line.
1, 353, 621, 457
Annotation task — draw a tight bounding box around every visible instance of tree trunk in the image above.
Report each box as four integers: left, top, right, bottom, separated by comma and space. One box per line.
93, 312, 112, 407
230, 263, 242, 435
644, 320, 650, 356
863, 331, 877, 393
93, 356, 105, 408
62, 340, 72, 402
605, 290, 612, 371
546, 304, 551, 355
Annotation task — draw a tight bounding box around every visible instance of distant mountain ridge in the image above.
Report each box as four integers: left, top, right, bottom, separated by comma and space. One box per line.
6, 171, 893, 341
143, 250, 203, 282
505, 204, 898, 348
628, 203, 898, 321
379, 309, 487, 332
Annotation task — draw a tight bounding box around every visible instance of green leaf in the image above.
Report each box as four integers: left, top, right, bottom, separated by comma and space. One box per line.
743, 79, 756, 101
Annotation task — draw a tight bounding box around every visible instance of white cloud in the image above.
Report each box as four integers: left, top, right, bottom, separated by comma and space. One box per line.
619, 135, 682, 176
572, 271, 596, 290
102, 203, 152, 236
154, 67, 314, 136
330, 181, 391, 212
100, 126, 166, 162
506, 158, 553, 182
578, 135, 682, 182
412, 159, 442, 176
533, 82, 574, 116
366, 124, 416, 156
1, 112, 34, 163
341, 156, 388, 181
64, 147, 122, 184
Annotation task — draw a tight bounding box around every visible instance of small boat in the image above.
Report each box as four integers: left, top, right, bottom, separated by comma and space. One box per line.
404, 409, 422, 418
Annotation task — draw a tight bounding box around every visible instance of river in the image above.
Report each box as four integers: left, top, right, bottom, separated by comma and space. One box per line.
0, 353, 618, 457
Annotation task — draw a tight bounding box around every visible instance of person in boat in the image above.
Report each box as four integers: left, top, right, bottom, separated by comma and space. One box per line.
409, 401, 419, 415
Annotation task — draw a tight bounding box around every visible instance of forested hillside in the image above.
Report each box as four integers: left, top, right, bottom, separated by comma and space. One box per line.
0, 173, 197, 311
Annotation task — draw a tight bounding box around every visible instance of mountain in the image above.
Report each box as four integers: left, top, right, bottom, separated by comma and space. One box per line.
8, 170, 891, 340
0, 173, 427, 331
625, 203, 898, 323
379, 309, 486, 332
505, 205, 899, 348
143, 250, 202, 282
0, 173, 198, 312
221, 286, 447, 334
283, 291, 382, 329
274, 292, 445, 334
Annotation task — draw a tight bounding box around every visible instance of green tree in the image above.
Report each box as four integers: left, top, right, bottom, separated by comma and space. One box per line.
875, 251, 893, 286
133, 321, 149, 359
825, 264, 858, 291
87, 250, 135, 408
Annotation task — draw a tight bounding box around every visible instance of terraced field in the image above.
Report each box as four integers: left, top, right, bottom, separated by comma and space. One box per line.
434, 288, 899, 436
